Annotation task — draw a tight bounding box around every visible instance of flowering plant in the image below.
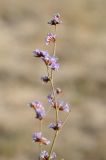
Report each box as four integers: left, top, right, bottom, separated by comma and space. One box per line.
29, 13, 71, 160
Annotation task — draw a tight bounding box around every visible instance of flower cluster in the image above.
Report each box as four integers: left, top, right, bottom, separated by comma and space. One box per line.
29, 13, 71, 160
33, 49, 59, 71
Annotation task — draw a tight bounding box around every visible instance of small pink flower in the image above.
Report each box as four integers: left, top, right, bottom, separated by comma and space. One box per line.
45, 33, 56, 45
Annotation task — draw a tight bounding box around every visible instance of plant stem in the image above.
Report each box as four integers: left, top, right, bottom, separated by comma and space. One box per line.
59, 111, 71, 134
53, 25, 57, 56
49, 78, 58, 123
48, 131, 59, 160
48, 24, 59, 160
39, 120, 43, 153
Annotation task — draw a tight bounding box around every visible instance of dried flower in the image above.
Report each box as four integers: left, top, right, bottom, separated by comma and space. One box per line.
49, 121, 63, 130
32, 132, 50, 145
40, 150, 56, 160
56, 88, 62, 94
45, 33, 56, 45
48, 13, 62, 25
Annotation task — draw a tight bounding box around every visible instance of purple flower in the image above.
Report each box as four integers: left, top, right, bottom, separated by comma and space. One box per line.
32, 49, 60, 71
41, 76, 50, 83
40, 150, 49, 159
49, 62, 60, 71
45, 33, 56, 45
40, 150, 56, 160
49, 56, 58, 63
29, 101, 44, 110
48, 13, 62, 25
33, 49, 49, 57
42, 55, 57, 65
62, 103, 70, 112
32, 132, 50, 145
49, 121, 63, 130
42, 55, 60, 71
29, 101, 46, 120
36, 108, 46, 120
47, 94, 54, 103
51, 100, 70, 112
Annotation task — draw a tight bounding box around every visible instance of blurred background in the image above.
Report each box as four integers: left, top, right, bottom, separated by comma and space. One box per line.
0, 0, 106, 160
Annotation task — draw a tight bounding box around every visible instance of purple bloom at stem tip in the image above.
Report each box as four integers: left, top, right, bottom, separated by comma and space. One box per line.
48, 13, 62, 25
32, 132, 50, 145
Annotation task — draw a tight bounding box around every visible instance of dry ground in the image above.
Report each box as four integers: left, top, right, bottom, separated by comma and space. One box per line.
0, 0, 106, 160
